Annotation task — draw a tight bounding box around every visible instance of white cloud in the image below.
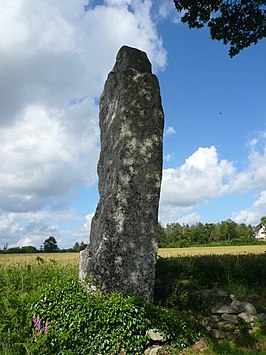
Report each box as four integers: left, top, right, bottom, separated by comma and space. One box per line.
0, 209, 90, 248
0, 0, 167, 247
153, 0, 181, 23
164, 153, 174, 162
165, 126, 176, 137
160, 146, 235, 211
178, 212, 201, 226
0, 100, 99, 212
229, 134, 266, 193
231, 191, 266, 225
159, 146, 236, 222
160, 134, 266, 225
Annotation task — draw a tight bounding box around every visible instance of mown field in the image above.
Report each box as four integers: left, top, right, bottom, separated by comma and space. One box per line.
1, 247, 266, 354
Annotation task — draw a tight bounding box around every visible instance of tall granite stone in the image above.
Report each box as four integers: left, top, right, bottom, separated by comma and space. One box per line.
79, 45, 164, 300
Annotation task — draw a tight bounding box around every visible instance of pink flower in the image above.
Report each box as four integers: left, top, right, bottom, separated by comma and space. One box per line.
44, 322, 49, 335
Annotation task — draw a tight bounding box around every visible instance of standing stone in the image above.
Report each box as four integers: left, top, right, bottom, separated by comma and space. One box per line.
79, 45, 164, 301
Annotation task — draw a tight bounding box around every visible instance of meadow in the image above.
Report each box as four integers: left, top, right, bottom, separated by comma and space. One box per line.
158, 244, 266, 257
1, 244, 266, 266
1, 247, 266, 354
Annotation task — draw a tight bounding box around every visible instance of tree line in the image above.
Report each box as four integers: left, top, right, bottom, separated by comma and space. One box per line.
158, 219, 264, 248
1, 218, 265, 253
0, 236, 87, 254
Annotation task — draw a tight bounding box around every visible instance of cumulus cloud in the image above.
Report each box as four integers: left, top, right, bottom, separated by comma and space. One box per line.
0, 209, 85, 248
160, 134, 266, 224
231, 191, 266, 225
0, 0, 167, 247
229, 134, 266, 193
160, 146, 235, 206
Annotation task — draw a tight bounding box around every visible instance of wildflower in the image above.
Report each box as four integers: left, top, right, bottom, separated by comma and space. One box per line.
44, 321, 49, 335
32, 314, 48, 337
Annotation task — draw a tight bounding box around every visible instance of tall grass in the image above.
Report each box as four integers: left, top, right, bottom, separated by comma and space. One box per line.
1, 253, 266, 353
0, 256, 78, 353
155, 253, 266, 305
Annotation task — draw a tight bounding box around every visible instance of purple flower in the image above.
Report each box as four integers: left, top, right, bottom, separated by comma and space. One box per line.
36, 316, 42, 333
32, 314, 48, 337
44, 322, 49, 335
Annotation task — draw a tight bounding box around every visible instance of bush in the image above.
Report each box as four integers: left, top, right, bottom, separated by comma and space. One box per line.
0, 259, 77, 354
29, 279, 203, 354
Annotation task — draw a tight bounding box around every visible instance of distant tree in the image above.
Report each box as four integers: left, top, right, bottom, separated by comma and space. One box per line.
21, 245, 38, 253
165, 222, 183, 243
72, 241, 87, 252
6, 247, 21, 254
173, 0, 266, 57
226, 219, 238, 240
80, 241, 87, 251
261, 216, 266, 226
158, 222, 167, 247
43, 236, 59, 252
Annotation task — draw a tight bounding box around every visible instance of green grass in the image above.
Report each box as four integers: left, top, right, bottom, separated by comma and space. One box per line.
0, 257, 78, 354
1, 253, 266, 354
155, 253, 266, 305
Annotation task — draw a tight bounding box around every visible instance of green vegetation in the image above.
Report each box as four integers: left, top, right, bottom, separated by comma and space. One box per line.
1, 252, 266, 354
0, 238, 87, 254
0, 257, 77, 354
173, 0, 266, 57
158, 219, 263, 248
155, 253, 266, 306
0, 256, 202, 354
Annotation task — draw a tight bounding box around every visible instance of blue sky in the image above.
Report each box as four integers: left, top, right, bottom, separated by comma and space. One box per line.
0, 0, 265, 249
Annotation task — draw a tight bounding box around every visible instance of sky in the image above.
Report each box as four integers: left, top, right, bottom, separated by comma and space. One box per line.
0, 0, 265, 249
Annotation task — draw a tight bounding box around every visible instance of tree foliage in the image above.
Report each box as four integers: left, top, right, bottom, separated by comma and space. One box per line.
261, 216, 266, 226
173, 0, 266, 57
159, 219, 255, 247
43, 236, 59, 252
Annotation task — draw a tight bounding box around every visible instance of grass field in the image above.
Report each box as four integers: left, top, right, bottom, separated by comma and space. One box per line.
158, 244, 266, 258
1, 244, 266, 266
0, 252, 79, 267
1, 247, 266, 354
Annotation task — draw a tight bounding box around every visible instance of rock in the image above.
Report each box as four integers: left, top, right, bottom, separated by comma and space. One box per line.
79, 46, 164, 301
217, 321, 236, 331
257, 313, 266, 322
240, 301, 257, 315
231, 299, 242, 307
146, 329, 167, 343
217, 290, 229, 297
212, 305, 239, 314
221, 313, 238, 324
210, 329, 226, 339
238, 312, 257, 324
210, 315, 221, 323
144, 346, 166, 355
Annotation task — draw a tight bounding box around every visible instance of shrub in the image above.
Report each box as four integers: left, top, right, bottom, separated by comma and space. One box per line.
30, 279, 203, 354
0, 259, 77, 354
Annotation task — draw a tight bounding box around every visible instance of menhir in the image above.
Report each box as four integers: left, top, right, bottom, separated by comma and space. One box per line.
79, 45, 164, 301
